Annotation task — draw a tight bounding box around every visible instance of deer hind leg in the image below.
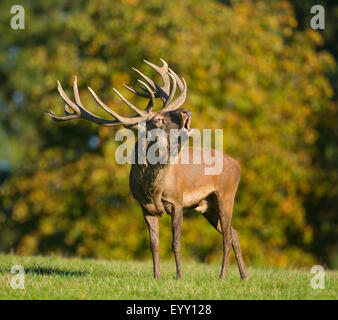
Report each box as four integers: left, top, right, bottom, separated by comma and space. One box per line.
231, 227, 248, 280
143, 209, 161, 279
203, 210, 248, 280
202, 194, 248, 280
218, 200, 233, 279
203, 192, 233, 279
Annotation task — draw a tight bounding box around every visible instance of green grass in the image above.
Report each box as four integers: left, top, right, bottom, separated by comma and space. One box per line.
0, 254, 336, 300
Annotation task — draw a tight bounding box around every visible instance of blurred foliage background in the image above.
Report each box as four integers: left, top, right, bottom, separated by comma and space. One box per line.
0, 0, 337, 268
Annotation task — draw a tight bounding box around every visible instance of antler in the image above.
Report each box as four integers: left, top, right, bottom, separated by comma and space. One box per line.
123, 58, 187, 112
48, 77, 149, 128
48, 59, 187, 127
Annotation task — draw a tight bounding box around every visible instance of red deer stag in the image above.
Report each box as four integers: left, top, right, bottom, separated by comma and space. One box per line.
48, 59, 248, 280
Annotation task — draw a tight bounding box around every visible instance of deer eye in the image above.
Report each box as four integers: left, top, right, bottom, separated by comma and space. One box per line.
154, 118, 164, 124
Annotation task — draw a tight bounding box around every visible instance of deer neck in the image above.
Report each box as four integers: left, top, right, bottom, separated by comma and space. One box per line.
132, 138, 171, 179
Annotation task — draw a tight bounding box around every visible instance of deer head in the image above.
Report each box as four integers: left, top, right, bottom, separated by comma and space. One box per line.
48, 59, 193, 144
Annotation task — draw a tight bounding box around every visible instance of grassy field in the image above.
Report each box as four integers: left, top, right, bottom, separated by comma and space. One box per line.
0, 254, 336, 300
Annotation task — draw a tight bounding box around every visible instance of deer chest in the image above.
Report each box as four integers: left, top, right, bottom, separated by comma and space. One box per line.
129, 164, 170, 214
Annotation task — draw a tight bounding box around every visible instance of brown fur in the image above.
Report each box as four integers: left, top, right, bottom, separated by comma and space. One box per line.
130, 110, 248, 280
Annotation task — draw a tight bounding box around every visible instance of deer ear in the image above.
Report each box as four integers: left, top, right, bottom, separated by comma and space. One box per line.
127, 123, 139, 131
129, 120, 148, 133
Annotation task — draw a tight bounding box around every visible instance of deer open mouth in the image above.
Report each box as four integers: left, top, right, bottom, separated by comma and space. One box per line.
184, 116, 191, 130
182, 115, 194, 136
182, 115, 192, 132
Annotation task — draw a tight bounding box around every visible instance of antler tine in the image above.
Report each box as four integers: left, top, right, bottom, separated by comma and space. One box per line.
161, 69, 187, 112
88, 87, 146, 126
143, 58, 170, 96
48, 107, 80, 122
122, 84, 151, 98
112, 88, 147, 117
48, 108, 122, 127
168, 67, 184, 91
132, 67, 157, 92
137, 80, 155, 113
73, 76, 83, 107
162, 71, 177, 110
57, 80, 81, 114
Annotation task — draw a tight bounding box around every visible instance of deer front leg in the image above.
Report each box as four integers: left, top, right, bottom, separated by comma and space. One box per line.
143, 210, 161, 279
171, 208, 183, 279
